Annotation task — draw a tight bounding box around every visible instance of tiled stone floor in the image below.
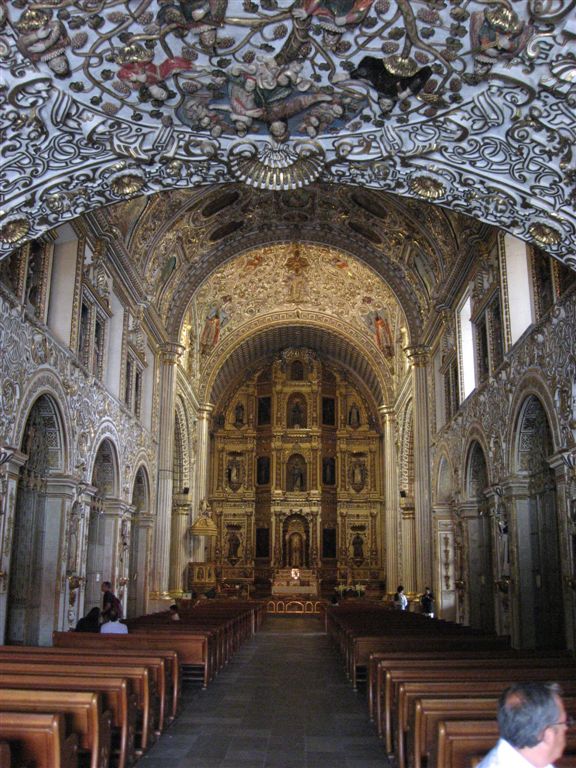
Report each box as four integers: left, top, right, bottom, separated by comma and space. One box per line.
140, 614, 393, 768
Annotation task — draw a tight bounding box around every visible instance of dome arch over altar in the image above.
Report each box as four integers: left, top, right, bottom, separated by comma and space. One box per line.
177, 241, 409, 406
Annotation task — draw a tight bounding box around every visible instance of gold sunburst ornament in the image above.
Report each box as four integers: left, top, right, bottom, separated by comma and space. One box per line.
528, 221, 562, 246
409, 174, 446, 200
110, 170, 146, 197
0, 216, 30, 244
228, 141, 326, 191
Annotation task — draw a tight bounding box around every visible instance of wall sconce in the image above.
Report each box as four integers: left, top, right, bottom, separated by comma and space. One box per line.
454, 579, 465, 591
118, 577, 128, 587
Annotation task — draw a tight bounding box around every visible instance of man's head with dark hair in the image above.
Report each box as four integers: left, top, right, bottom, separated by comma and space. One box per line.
101, 581, 112, 591
107, 608, 120, 622
492, 681, 568, 766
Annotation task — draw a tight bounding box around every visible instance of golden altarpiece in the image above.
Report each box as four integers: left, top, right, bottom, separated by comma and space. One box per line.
197, 348, 385, 596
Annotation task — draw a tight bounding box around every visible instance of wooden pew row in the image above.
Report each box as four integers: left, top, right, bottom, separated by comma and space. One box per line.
324, 605, 510, 689
0, 646, 174, 733
0, 712, 78, 768
392, 666, 576, 768
0, 673, 136, 768
0, 660, 155, 756
380, 655, 574, 758
436, 720, 576, 768
369, 646, 537, 730
413, 695, 576, 768
0, 690, 111, 768
50, 637, 180, 720
398, 681, 576, 768
125, 622, 223, 678
368, 647, 567, 724
54, 630, 211, 690
387, 663, 576, 768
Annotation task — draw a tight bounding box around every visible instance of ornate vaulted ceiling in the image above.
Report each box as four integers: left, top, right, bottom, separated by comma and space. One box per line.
1, 1, 575, 263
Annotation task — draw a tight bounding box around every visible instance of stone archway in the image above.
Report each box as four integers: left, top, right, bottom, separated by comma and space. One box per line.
127, 466, 151, 618
85, 439, 119, 611
464, 440, 495, 633
514, 395, 564, 649
8, 394, 64, 645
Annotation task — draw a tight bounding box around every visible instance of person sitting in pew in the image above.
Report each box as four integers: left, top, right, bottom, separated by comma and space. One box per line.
100, 607, 128, 634
74, 606, 101, 632
477, 681, 571, 768
169, 604, 181, 621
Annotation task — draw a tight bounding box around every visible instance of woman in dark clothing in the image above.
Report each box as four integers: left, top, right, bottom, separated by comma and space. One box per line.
75, 606, 101, 632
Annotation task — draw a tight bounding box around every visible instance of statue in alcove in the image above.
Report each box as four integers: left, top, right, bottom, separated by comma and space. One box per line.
289, 532, 303, 568
288, 457, 306, 492
234, 402, 244, 427
288, 397, 306, 428
348, 404, 360, 428
352, 533, 364, 561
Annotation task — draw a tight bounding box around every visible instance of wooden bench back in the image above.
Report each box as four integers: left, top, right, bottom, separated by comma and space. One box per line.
436, 720, 576, 768
0, 674, 135, 768
0, 711, 78, 768
0, 689, 110, 768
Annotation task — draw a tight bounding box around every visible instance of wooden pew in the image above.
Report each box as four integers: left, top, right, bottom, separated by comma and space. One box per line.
398, 680, 576, 768
368, 647, 568, 724
378, 653, 574, 746
414, 695, 576, 768
435, 720, 576, 768
0, 740, 10, 768
0, 689, 111, 768
0, 646, 171, 733
0, 660, 156, 755
0, 673, 136, 768
0, 711, 78, 768
51, 635, 180, 720
388, 665, 576, 767
54, 629, 211, 690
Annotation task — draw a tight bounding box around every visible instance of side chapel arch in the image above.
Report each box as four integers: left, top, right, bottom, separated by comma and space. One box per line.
463, 438, 495, 633
127, 464, 152, 618
85, 438, 119, 611
7, 394, 65, 645
512, 393, 564, 649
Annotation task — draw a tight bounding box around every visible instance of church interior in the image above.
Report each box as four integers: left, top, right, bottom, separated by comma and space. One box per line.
0, 0, 575, 764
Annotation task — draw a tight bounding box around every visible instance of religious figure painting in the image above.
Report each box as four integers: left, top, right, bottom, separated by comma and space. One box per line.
200, 301, 229, 355
364, 310, 394, 358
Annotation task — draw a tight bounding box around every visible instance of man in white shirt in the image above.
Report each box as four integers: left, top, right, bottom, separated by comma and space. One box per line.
100, 608, 128, 634
477, 682, 570, 768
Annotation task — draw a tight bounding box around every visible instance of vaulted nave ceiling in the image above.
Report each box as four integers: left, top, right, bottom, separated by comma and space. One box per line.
97, 183, 477, 341
1, 1, 575, 262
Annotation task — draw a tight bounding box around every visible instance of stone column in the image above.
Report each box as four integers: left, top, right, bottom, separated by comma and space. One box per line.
152, 342, 184, 598
406, 346, 432, 590
380, 405, 399, 593
191, 403, 213, 562
169, 496, 191, 596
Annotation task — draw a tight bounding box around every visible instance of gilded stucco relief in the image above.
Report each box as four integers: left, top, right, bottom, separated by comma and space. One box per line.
189, 243, 404, 370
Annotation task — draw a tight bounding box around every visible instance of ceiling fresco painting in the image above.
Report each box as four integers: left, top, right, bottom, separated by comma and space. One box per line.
1, 1, 575, 262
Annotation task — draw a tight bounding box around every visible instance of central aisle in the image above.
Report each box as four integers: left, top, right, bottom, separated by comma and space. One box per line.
140, 614, 392, 768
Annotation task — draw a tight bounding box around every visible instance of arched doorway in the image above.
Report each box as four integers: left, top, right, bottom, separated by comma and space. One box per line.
464, 441, 495, 633
85, 439, 118, 611
514, 395, 564, 649
7, 395, 64, 645
127, 466, 151, 618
